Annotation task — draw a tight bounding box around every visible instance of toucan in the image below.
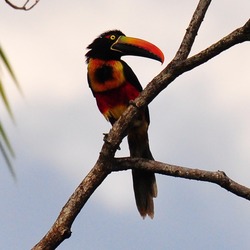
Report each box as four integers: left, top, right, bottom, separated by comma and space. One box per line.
86, 30, 164, 218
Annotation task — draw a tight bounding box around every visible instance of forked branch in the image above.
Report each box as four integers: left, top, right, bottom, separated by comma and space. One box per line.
5, 0, 40, 10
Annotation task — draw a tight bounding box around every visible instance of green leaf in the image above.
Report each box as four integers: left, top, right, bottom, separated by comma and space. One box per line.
0, 120, 15, 157
0, 78, 14, 120
0, 45, 20, 179
0, 122, 16, 180
0, 141, 16, 180
0, 45, 22, 94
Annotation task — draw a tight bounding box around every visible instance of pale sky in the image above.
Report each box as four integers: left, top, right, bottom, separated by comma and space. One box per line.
1, 1, 250, 249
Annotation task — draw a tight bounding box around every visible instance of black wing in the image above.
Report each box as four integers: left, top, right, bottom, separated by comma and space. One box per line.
121, 60, 150, 124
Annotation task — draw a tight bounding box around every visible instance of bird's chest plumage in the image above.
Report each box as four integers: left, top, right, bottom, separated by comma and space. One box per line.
87, 58, 140, 122
88, 59, 126, 92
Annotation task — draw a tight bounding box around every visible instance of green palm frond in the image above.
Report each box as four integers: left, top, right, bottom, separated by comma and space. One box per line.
0, 121, 16, 179
0, 120, 15, 157
0, 45, 20, 178
0, 46, 21, 92
0, 77, 14, 120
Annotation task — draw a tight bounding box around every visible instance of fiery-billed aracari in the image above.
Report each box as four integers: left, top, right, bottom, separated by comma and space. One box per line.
86, 30, 164, 218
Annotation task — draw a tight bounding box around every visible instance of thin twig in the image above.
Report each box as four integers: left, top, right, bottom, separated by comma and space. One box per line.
5, 0, 40, 10
174, 0, 212, 60
182, 18, 250, 71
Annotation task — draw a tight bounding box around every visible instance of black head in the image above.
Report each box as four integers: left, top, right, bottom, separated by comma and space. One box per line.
85, 30, 125, 62
85, 30, 164, 64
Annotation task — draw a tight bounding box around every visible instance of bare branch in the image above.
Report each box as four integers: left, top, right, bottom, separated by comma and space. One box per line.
5, 0, 40, 10
32, 156, 113, 250
174, 0, 212, 60
182, 18, 250, 72
137, 18, 250, 108
114, 158, 250, 201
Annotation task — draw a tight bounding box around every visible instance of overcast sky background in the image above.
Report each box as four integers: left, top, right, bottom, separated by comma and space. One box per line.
1, 0, 250, 249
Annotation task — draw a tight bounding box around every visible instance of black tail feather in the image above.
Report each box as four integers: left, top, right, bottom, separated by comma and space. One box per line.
127, 111, 157, 218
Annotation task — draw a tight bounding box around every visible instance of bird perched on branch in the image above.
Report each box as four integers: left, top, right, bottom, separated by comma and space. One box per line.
86, 30, 164, 218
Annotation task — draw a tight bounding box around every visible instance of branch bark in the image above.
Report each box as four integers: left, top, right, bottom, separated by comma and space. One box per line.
174, 0, 212, 60
31, 156, 113, 249
32, 1, 250, 249
114, 158, 250, 201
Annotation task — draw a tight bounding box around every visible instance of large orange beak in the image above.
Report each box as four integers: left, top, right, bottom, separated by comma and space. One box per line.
111, 35, 164, 63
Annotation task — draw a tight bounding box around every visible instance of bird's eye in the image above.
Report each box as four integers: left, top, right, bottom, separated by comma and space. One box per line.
110, 35, 116, 40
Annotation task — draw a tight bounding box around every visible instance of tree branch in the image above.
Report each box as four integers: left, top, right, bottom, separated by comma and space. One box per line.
32, 0, 250, 249
182, 18, 250, 71
136, 18, 250, 109
174, 0, 212, 60
32, 155, 113, 249
5, 0, 40, 10
114, 158, 250, 201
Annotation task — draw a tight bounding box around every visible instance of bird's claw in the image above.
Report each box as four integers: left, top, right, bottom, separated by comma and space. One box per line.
129, 100, 139, 108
